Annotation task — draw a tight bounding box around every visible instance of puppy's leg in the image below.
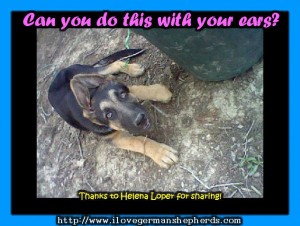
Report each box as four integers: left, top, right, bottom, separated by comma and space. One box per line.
105, 131, 178, 169
99, 61, 144, 77
129, 84, 173, 103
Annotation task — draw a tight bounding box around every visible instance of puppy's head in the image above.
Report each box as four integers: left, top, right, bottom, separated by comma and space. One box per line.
70, 75, 151, 134
91, 81, 151, 134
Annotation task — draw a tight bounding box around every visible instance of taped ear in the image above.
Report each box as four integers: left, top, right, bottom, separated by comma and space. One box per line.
70, 74, 106, 110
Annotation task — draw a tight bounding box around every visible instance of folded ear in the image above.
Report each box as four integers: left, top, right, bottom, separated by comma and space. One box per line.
70, 74, 106, 111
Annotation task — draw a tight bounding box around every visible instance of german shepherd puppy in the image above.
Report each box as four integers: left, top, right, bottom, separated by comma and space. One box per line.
48, 49, 178, 168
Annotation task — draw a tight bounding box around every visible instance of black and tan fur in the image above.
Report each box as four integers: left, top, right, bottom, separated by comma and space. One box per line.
48, 49, 178, 168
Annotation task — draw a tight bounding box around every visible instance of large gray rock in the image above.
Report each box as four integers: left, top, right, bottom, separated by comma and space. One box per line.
134, 29, 263, 81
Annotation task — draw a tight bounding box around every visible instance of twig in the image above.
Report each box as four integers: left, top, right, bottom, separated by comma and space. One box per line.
146, 70, 151, 85
142, 135, 148, 162
86, 181, 95, 192
56, 142, 64, 163
177, 92, 180, 108
209, 182, 243, 189
232, 185, 245, 198
40, 106, 51, 117
39, 106, 51, 123
229, 189, 238, 198
242, 137, 253, 145
176, 81, 189, 108
38, 63, 55, 74
123, 172, 126, 187
76, 132, 84, 159
251, 185, 262, 196
245, 176, 251, 197
218, 127, 232, 130
218, 127, 232, 137
244, 120, 255, 141
180, 166, 243, 190
243, 120, 255, 158
37, 64, 57, 83
203, 150, 215, 172
40, 113, 47, 124
150, 103, 169, 117
179, 166, 210, 189
50, 36, 65, 63
243, 140, 249, 158
83, 45, 100, 61
63, 153, 72, 161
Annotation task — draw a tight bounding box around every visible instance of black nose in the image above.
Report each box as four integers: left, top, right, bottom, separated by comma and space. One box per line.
134, 113, 145, 127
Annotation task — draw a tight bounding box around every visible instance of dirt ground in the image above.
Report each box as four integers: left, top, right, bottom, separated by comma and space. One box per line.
37, 29, 263, 198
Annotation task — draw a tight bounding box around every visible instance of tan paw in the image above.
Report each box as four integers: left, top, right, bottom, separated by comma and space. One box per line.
127, 63, 145, 77
151, 84, 173, 103
152, 143, 179, 169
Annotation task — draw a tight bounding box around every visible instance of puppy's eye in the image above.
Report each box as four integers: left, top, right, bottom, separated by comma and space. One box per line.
106, 112, 113, 119
120, 91, 128, 99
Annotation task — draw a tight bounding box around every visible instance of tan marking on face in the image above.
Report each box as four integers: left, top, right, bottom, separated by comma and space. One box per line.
99, 90, 119, 111
99, 100, 113, 111
108, 89, 118, 103
99, 89, 132, 114
109, 121, 125, 131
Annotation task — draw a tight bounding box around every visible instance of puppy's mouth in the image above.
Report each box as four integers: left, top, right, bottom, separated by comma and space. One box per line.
135, 113, 151, 130
143, 118, 151, 130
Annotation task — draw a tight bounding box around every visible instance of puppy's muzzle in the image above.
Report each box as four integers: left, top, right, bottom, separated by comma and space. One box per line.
134, 113, 151, 130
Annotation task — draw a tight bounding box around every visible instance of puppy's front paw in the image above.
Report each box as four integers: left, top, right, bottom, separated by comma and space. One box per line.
128, 63, 145, 77
152, 143, 179, 169
150, 84, 173, 103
